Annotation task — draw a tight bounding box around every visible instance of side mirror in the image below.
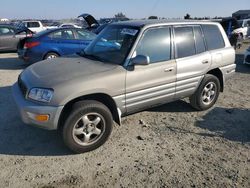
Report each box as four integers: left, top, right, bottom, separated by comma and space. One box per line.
131, 55, 150, 66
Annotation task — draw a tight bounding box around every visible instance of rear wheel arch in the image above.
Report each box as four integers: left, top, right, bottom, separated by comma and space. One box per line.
58, 93, 121, 130
207, 68, 224, 92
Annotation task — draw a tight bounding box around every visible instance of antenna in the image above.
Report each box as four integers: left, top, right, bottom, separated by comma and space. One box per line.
148, 0, 160, 18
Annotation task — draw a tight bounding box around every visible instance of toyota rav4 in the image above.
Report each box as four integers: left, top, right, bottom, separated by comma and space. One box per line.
12, 20, 236, 153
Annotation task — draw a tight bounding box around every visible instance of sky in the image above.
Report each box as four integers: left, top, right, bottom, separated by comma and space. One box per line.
0, 0, 249, 20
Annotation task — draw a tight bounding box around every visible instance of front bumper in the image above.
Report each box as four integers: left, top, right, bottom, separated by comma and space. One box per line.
12, 83, 64, 130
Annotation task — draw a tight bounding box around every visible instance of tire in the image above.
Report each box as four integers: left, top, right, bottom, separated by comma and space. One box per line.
62, 100, 113, 153
189, 74, 220, 111
44, 52, 59, 60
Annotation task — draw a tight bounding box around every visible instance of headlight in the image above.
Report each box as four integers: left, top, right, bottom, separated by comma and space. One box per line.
28, 88, 53, 103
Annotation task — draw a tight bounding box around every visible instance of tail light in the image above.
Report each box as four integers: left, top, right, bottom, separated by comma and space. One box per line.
24, 41, 40, 49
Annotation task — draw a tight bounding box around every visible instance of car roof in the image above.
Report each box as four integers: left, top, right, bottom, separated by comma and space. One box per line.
22, 20, 41, 22
111, 19, 219, 28
33, 27, 89, 37
0, 24, 16, 28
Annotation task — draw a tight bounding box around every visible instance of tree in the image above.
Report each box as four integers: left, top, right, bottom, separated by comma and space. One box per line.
114, 12, 126, 18
148, 16, 158, 19
184, 14, 191, 19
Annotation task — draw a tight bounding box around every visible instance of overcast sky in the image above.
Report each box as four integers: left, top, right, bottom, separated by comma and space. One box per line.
0, 0, 249, 19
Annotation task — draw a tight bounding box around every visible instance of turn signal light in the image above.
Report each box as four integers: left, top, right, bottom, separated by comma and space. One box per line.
35, 114, 49, 122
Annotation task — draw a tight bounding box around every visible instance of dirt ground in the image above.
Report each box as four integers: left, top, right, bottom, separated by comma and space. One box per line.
0, 43, 249, 188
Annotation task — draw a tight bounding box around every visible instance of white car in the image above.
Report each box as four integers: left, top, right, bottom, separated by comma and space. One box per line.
22, 21, 47, 33
233, 19, 250, 39
243, 46, 250, 65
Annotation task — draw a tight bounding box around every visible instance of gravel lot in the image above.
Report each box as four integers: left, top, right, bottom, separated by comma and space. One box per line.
0, 43, 249, 188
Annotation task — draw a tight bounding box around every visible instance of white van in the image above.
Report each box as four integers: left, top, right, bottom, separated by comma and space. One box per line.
22, 21, 47, 33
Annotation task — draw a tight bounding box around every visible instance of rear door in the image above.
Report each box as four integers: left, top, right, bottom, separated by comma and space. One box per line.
0, 26, 18, 51
125, 26, 176, 113
174, 25, 211, 99
47, 29, 79, 55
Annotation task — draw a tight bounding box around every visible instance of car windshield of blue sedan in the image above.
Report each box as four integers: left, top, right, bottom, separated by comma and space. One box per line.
83, 25, 140, 65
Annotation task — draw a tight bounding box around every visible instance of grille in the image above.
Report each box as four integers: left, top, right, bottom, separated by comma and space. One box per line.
18, 76, 27, 97
245, 55, 250, 63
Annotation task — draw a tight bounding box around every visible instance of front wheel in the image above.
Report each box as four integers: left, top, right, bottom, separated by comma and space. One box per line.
190, 74, 220, 111
62, 100, 113, 153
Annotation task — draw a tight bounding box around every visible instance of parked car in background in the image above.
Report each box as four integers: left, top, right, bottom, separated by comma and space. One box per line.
21, 21, 47, 33
234, 19, 250, 39
243, 46, 250, 65
18, 27, 96, 63
220, 18, 242, 49
45, 22, 60, 30
59, 23, 82, 28
0, 24, 34, 52
13, 20, 235, 153
78, 13, 130, 34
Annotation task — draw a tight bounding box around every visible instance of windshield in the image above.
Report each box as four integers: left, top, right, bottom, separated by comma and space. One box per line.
83, 25, 140, 65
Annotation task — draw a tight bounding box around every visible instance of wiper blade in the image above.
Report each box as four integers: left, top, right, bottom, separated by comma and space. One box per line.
77, 51, 105, 62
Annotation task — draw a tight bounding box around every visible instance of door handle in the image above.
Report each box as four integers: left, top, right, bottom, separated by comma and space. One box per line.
164, 67, 174, 72
202, 60, 209, 64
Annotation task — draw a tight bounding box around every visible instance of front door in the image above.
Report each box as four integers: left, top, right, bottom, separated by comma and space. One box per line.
125, 27, 176, 113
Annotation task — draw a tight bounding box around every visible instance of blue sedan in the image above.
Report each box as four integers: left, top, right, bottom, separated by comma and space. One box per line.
18, 28, 96, 63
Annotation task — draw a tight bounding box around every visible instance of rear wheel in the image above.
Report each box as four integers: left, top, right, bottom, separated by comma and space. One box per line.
44, 52, 59, 60
62, 100, 113, 153
190, 74, 220, 111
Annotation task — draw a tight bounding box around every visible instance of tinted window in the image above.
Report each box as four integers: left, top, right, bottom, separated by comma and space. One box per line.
202, 25, 225, 50
76, 30, 96, 40
174, 27, 195, 58
27, 22, 40, 28
136, 27, 171, 63
193, 26, 206, 54
49, 30, 74, 39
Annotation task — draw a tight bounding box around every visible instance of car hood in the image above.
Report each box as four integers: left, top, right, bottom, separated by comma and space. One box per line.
22, 57, 118, 88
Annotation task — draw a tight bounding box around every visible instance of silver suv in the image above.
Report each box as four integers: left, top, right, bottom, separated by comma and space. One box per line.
12, 20, 236, 153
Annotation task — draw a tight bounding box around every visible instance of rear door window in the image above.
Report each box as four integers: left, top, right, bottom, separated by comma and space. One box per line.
193, 26, 206, 54
202, 25, 225, 50
174, 26, 196, 58
49, 30, 75, 39
135, 27, 171, 63
0, 27, 15, 35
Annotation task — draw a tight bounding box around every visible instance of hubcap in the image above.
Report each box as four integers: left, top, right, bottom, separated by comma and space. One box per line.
47, 54, 57, 59
72, 113, 105, 146
201, 82, 217, 105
